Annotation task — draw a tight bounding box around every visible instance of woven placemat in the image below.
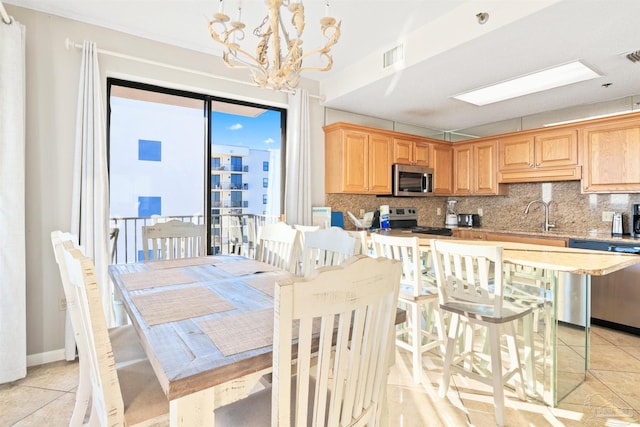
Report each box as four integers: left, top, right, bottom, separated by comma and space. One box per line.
214, 259, 281, 276
199, 309, 273, 356
242, 271, 294, 297
199, 309, 325, 357
145, 257, 220, 270
131, 286, 234, 326
121, 269, 196, 291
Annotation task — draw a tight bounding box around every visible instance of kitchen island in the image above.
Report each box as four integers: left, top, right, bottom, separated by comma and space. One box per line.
378, 229, 640, 406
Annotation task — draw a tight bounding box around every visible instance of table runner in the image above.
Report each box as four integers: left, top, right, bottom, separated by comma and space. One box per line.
131, 286, 235, 326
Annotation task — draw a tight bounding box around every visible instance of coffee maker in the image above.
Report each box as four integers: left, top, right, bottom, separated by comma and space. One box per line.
632, 203, 640, 237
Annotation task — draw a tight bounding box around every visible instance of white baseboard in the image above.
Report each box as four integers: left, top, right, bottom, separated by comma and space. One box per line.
26, 349, 75, 367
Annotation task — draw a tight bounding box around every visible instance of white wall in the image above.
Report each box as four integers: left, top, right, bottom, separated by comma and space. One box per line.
7, 4, 325, 361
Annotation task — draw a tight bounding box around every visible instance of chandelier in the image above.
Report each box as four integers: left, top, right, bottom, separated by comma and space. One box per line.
208, 0, 341, 91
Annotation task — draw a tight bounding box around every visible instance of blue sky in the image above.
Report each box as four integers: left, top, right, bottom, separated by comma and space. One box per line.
211, 109, 282, 150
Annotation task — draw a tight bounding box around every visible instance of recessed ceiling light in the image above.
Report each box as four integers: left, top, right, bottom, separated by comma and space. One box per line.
452, 61, 601, 106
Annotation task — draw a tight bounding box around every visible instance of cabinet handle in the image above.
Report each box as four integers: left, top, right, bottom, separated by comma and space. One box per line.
536, 162, 540, 166
529, 163, 534, 168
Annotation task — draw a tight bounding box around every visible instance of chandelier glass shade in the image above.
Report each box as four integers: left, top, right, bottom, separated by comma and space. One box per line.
209, 0, 341, 91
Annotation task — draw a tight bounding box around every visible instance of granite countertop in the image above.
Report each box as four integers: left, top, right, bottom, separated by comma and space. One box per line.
451, 226, 640, 244
379, 229, 640, 276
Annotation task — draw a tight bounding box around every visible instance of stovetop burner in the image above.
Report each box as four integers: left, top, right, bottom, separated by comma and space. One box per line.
410, 226, 453, 236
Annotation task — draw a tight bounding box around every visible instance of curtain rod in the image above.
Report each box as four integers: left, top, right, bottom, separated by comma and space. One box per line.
0, 1, 12, 24
64, 38, 323, 101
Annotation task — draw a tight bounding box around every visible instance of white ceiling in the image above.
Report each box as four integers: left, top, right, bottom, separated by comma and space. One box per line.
7, 0, 640, 133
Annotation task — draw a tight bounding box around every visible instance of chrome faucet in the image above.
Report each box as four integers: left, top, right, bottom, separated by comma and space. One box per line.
524, 199, 556, 232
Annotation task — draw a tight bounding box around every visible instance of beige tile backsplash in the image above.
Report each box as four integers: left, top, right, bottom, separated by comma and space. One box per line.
326, 181, 640, 234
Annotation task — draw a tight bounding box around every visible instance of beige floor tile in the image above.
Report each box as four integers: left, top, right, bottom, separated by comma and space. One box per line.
0, 385, 65, 427
591, 326, 640, 347
19, 360, 79, 392
557, 325, 589, 347
11, 392, 75, 427
590, 369, 640, 411
620, 346, 640, 364
589, 345, 640, 372
551, 401, 610, 426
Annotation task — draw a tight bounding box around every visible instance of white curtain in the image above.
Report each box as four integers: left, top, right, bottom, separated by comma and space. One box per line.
0, 15, 26, 383
284, 89, 312, 225
68, 41, 111, 358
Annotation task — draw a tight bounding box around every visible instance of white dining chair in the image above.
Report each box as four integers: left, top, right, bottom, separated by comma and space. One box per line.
55, 236, 169, 426
255, 221, 300, 273
142, 219, 205, 261
347, 229, 369, 255
299, 226, 358, 277
430, 239, 533, 427
370, 233, 446, 384
215, 255, 402, 426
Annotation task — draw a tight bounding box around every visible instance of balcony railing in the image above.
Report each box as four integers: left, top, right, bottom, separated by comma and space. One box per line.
211, 165, 249, 172
109, 213, 279, 264
211, 183, 249, 190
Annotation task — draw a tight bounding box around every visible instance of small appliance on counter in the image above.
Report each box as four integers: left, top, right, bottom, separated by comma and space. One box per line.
632, 203, 640, 237
445, 200, 458, 228
457, 213, 481, 227
612, 212, 623, 236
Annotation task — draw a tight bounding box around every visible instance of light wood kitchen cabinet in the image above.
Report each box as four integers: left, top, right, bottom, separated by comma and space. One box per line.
453, 140, 505, 195
484, 232, 568, 247
498, 128, 581, 183
324, 123, 393, 194
453, 228, 486, 240
392, 137, 430, 166
581, 115, 640, 193
431, 143, 453, 195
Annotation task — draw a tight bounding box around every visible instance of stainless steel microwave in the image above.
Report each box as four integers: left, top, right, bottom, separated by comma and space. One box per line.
392, 164, 434, 196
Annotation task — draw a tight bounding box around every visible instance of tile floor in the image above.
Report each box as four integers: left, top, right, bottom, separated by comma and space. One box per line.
2, 324, 640, 426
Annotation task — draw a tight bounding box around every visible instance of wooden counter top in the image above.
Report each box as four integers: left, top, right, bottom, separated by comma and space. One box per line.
378, 229, 640, 276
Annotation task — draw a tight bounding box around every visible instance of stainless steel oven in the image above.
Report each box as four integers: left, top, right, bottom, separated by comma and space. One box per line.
392, 164, 434, 197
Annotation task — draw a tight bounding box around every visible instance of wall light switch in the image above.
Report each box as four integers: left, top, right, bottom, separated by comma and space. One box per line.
437, 208, 441, 216
359, 209, 365, 217
602, 211, 615, 222
477, 208, 483, 217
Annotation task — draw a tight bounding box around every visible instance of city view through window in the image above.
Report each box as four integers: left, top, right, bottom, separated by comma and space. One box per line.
108, 81, 284, 261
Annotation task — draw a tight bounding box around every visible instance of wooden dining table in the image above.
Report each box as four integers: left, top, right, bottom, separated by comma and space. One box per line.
109, 255, 405, 426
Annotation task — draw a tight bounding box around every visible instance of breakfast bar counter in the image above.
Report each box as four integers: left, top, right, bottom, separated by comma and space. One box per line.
378, 229, 640, 406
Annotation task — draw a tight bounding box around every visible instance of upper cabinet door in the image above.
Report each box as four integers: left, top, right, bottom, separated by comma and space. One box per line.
534, 128, 579, 168
392, 138, 413, 165
392, 138, 430, 166
581, 118, 640, 193
368, 133, 393, 194
342, 130, 370, 193
499, 135, 535, 171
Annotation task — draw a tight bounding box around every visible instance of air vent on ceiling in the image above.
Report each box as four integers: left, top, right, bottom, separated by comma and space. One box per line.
626, 50, 640, 63
383, 45, 404, 69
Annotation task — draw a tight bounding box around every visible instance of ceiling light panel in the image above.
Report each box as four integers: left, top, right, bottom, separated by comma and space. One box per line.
453, 61, 601, 106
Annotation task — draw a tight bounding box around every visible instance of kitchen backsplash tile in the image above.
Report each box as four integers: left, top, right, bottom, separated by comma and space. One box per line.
326, 181, 640, 234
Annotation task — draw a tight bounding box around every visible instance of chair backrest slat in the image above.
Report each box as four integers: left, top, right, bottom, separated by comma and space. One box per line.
142, 219, 205, 261
431, 239, 503, 313
272, 255, 401, 427
371, 233, 423, 297
299, 227, 358, 277
255, 222, 299, 272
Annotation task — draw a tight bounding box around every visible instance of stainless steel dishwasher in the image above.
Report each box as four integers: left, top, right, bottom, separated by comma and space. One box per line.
568, 238, 640, 334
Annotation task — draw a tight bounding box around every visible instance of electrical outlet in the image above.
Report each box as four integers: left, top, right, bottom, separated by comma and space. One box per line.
602, 211, 615, 222
359, 209, 365, 217
59, 297, 67, 311
477, 208, 483, 217
436, 208, 441, 216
